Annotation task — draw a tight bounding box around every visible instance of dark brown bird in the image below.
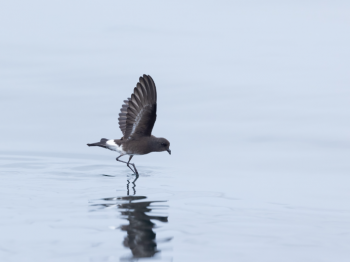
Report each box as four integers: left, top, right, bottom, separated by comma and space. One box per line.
87, 74, 171, 174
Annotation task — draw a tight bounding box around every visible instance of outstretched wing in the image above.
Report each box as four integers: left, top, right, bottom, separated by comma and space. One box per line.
118, 75, 157, 140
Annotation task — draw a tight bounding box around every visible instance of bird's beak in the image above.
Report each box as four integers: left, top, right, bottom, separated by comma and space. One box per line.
167, 149, 171, 155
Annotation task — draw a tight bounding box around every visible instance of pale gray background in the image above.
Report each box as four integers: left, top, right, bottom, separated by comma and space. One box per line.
0, 1, 350, 261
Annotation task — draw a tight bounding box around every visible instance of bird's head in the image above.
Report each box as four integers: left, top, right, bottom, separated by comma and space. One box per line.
154, 137, 171, 154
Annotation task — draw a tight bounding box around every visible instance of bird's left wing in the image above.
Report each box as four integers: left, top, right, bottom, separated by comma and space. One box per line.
118, 75, 157, 140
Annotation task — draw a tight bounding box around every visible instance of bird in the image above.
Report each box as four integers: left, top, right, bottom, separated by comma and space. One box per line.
87, 74, 171, 174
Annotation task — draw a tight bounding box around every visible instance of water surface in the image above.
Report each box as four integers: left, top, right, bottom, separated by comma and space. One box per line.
1, 1, 350, 261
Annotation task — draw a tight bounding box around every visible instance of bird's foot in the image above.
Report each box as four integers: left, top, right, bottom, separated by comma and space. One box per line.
128, 163, 138, 175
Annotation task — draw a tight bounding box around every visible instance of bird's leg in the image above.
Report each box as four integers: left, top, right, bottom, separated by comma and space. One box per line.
116, 155, 135, 173
127, 155, 139, 175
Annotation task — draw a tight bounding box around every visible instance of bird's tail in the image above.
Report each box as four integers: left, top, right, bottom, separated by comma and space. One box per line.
87, 138, 108, 148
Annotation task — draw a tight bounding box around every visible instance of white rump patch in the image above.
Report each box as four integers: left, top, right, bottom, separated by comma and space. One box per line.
106, 140, 126, 154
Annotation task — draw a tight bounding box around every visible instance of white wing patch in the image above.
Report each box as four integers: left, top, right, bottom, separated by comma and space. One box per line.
106, 140, 126, 154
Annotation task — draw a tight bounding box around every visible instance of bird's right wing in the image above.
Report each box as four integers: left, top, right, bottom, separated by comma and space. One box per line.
118, 75, 157, 140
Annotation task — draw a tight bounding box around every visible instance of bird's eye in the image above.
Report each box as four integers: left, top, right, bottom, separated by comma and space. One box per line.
161, 143, 167, 147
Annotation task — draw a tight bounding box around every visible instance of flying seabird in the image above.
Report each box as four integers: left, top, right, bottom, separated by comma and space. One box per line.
87, 74, 171, 174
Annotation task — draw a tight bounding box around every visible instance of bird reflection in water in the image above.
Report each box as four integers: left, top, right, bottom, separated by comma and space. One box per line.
94, 175, 171, 260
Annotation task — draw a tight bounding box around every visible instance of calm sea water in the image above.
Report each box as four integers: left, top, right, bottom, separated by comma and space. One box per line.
1, 1, 350, 261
